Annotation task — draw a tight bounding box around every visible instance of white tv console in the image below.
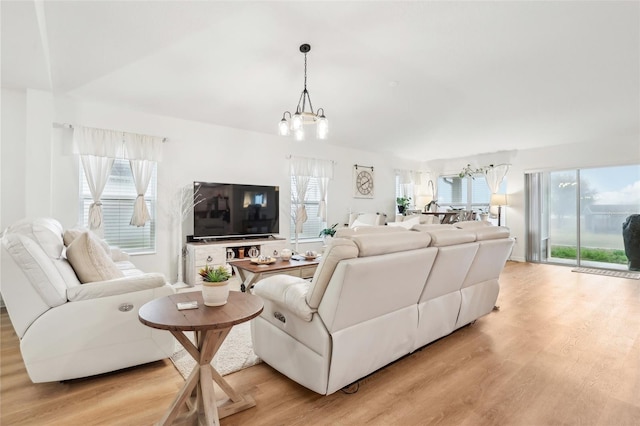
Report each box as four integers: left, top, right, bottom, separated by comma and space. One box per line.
184, 236, 287, 286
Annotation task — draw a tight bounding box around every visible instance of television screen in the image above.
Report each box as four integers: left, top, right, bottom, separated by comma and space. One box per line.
193, 182, 280, 239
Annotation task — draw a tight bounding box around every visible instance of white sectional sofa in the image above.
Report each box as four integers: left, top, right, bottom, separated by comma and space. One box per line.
251, 223, 514, 395
1, 218, 175, 383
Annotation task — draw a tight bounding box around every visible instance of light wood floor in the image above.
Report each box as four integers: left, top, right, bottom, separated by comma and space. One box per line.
2, 262, 639, 425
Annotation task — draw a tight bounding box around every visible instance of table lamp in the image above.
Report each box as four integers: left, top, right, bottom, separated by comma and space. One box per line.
416, 195, 433, 212
490, 193, 508, 226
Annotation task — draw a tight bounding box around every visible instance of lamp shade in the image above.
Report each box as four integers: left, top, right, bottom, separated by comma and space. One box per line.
416, 195, 433, 209
490, 193, 508, 206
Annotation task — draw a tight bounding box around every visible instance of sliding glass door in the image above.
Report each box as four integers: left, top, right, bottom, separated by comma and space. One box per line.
527, 164, 640, 270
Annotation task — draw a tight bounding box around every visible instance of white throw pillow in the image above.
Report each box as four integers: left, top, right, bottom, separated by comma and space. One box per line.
350, 218, 373, 228
388, 215, 420, 229
66, 232, 124, 284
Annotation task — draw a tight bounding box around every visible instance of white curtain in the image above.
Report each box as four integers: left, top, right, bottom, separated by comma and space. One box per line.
128, 160, 154, 226
315, 160, 333, 221
73, 126, 124, 236
318, 177, 329, 221
485, 164, 510, 193
79, 156, 114, 236
290, 156, 334, 249
485, 164, 510, 218
125, 134, 163, 227
73, 126, 164, 230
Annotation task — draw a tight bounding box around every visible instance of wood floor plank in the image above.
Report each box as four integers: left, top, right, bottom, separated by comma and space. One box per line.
1, 262, 639, 425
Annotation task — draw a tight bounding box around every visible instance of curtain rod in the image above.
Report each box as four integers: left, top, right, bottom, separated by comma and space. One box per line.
52, 122, 167, 142
285, 154, 336, 164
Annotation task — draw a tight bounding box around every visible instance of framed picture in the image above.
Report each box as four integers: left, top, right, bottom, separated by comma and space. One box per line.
353, 165, 374, 198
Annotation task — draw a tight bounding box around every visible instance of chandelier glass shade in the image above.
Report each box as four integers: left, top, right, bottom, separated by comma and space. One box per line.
278, 44, 328, 141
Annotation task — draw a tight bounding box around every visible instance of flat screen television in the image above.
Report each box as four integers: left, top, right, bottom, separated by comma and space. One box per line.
192, 182, 280, 240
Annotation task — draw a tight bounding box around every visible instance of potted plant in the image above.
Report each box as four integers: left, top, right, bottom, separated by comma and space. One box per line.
199, 264, 232, 306
478, 208, 489, 222
396, 197, 411, 214
319, 223, 338, 240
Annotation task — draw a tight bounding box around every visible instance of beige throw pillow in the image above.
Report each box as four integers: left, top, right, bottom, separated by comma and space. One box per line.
64, 228, 111, 255
66, 232, 124, 284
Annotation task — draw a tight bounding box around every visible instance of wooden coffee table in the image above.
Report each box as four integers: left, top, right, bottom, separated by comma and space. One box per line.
138, 291, 263, 426
231, 257, 320, 292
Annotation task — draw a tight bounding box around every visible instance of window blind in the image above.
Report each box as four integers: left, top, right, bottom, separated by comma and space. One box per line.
80, 159, 157, 253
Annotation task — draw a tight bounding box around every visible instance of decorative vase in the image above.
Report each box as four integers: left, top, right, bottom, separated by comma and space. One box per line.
398, 205, 406, 214
248, 246, 259, 258
280, 248, 292, 261
480, 213, 489, 222
201, 280, 230, 306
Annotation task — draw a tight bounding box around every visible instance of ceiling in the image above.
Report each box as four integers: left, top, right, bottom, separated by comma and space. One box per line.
2, 1, 638, 161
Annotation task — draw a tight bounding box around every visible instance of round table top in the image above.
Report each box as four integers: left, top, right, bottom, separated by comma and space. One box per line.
138, 290, 263, 332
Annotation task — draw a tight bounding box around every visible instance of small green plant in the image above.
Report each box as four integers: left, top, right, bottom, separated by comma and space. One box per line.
198, 265, 231, 282
459, 164, 495, 179
396, 197, 411, 209
319, 223, 339, 238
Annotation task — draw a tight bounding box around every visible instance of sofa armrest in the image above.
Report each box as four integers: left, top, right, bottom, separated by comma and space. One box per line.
67, 273, 168, 302
110, 247, 130, 262
252, 275, 316, 321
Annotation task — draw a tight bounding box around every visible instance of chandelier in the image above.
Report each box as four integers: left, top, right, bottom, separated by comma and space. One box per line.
278, 44, 328, 141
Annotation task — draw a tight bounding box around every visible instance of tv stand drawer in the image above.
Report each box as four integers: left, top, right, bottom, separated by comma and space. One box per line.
185, 239, 287, 285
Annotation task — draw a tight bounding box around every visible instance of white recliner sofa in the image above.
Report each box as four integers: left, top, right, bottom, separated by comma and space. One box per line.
1, 218, 175, 383
251, 223, 513, 395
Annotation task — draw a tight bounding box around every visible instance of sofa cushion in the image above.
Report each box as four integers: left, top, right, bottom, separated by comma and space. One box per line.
66, 273, 167, 302
66, 232, 124, 284
475, 226, 511, 241
7, 218, 65, 259
412, 224, 456, 232
1, 233, 68, 307
334, 226, 406, 238
427, 229, 477, 247
455, 221, 492, 230
306, 238, 359, 309
350, 232, 432, 257
253, 275, 316, 321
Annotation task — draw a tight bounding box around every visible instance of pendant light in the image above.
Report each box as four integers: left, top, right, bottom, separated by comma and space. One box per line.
278, 44, 328, 140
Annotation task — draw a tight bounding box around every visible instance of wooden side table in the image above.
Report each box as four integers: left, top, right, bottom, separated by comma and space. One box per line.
139, 291, 263, 426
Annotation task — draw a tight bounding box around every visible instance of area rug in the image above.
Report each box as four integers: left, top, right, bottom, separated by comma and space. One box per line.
572, 267, 640, 280
169, 322, 262, 379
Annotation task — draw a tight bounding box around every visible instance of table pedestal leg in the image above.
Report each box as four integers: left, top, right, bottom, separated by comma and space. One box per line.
158, 328, 256, 426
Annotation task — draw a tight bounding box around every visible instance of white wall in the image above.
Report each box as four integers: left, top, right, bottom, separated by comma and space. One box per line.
425, 134, 640, 262
3, 88, 637, 285
1, 89, 419, 285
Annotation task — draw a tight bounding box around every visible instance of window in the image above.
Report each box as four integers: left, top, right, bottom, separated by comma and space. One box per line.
436, 174, 503, 210
79, 159, 157, 254
394, 175, 415, 205
526, 164, 639, 269
290, 176, 324, 240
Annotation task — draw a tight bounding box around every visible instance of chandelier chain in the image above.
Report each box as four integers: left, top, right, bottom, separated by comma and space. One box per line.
304, 53, 308, 90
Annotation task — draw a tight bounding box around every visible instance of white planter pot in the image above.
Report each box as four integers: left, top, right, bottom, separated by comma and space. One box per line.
201, 281, 230, 306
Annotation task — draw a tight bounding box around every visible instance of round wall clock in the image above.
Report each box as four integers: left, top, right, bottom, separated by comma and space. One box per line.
353, 165, 375, 198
